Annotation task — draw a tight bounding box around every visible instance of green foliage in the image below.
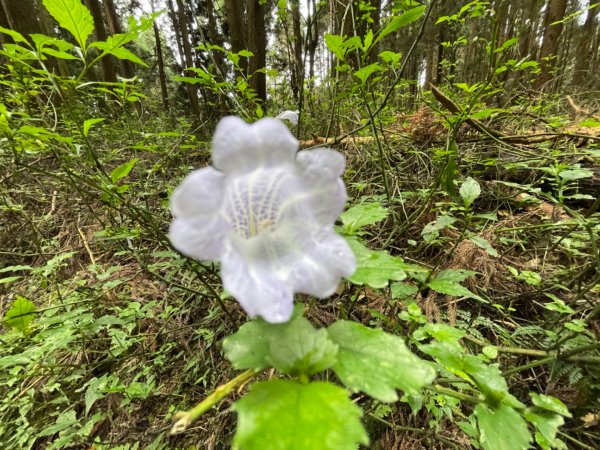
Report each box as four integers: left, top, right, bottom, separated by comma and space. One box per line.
328, 321, 435, 402
3, 296, 36, 334
339, 201, 388, 234
233, 381, 369, 450
42, 0, 94, 50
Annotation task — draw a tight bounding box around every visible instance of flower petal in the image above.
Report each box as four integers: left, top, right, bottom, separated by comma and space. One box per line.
285, 224, 356, 297
212, 116, 298, 173
297, 148, 345, 180
170, 167, 225, 219
278, 178, 347, 225
169, 216, 228, 260
221, 239, 294, 323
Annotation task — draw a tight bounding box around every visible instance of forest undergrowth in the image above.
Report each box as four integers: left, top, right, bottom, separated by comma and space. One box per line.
1, 1, 599, 449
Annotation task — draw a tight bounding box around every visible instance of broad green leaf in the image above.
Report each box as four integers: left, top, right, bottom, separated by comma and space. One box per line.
413, 323, 466, 343
578, 118, 600, 127
340, 202, 388, 233
433, 269, 478, 283
469, 235, 498, 257
524, 408, 566, 450
427, 279, 483, 301
83, 118, 105, 137
324, 33, 346, 60
530, 393, 571, 417
421, 215, 457, 242
559, 168, 593, 181
346, 238, 409, 288
353, 63, 382, 84
328, 321, 436, 402
233, 380, 368, 450
474, 404, 531, 450
268, 317, 338, 376
42, 0, 94, 50
379, 50, 402, 65
42, 47, 78, 59
482, 345, 498, 359
111, 158, 138, 184
390, 282, 418, 300
363, 29, 374, 52
4, 296, 36, 333
39, 410, 79, 437
376, 6, 426, 44
222, 319, 278, 370
543, 294, 575, 314
0, 25, 29, 44
85, 375, 108, 415
460, 176, 481, 208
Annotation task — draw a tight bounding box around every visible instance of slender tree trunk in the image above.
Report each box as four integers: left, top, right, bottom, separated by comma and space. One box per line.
0, 0, 41, 36
85, 0, 117, 82
306, 0, 319, 82
174, 0, 200, 116
166, 0, 185, 67
572, 1, 600, 87
536, 0, 568, 90
103, 0, 135, 78
224, 0, 248, 74
153, 20, 169, 111
247, 0, 267, 106
290, 0, 303, 101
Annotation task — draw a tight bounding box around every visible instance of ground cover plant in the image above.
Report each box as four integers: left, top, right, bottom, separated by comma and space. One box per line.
0, 0, 599, 449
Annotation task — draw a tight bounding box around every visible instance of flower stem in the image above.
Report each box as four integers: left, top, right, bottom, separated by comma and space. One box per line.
170, 368, 261, 435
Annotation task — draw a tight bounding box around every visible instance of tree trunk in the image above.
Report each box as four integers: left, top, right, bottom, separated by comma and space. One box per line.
306, 0, 319, 81
84, 0, 117, 82
153, 20, 169, 111
0, 0, 42, 37
224, 0, 248, 74
247, 0, 266, 107
103, 0, 135, 78
174, 0, 200, 116
572, 1, 600, 87
166, 0, 185, 68
536, 0, 568, 90
290, 0, 303, 101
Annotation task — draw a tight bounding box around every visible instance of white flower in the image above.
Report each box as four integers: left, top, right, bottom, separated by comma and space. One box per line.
169, 116, 356, 323
275, 110, 299, 126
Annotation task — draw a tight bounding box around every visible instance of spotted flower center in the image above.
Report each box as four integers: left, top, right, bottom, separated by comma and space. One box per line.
223, 168, 292, 239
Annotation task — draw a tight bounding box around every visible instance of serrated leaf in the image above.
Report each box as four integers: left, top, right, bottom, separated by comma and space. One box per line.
346, 238, 408, 288
559, 168, 593, 180
42, 0, 94, 50
460, 177, 481, 208
353, 63, 382, 84
324, 33, 346, 60
427, 279, 483, 301
363, 29, 374, 52
233, 380, 368, 450
475, 404, 531, 450
340, 202, 388, 233
85, 375, 108, 415
83, 118, 105, 137
524, 408, 565, 450
433, 269, 478, 283
390, 282, 418, 300
376, 5, 426, 44
268, 317, 338, 376
0, 25, 28, 44
4, 296, 36, 334
111, 158, 138, 184
421, 215, 457, 242
530, 393, 571, 417
107, 46, 147, 66
469, 235, 498, 257
328, 321, 435, 402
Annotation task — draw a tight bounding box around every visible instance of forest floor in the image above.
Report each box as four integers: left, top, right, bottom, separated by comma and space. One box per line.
1, 104, 599, 450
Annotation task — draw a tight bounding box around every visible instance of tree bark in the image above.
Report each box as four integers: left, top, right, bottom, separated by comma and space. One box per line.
224, 0, 248, 74
103, 0, 134, 78
247, 0, 266, 106
572, 1, 600, 87
153, 20, 169, 111
0, 0, 42, 37
174, 0, 200, 116
536, 0, 568, 90
85, 0, 117, 82
290, 0, 303, 101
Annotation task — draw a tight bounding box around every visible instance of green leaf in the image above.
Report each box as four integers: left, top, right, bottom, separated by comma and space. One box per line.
42, 47, 78, 59
346, 238, 409, 288
578, 118, 600, 127
328, 321, 436, 402
530, 393, 571, 417
474, 404, 531, 450
427, 279, 483, 301
353, 63, 382, 84
390, 282, 418, 300
4, 296, 36, 334
111, 158, 138, 184
559, 168, 593, 180
469, 235, 498, 257
414, 323, 466, 343
460, 176, 481, 208
324, 33, 346, 60
433, 269, 478, 283
482, 345, 498, 359
340, 202, 388, 233
268, 317, 338, 376
0, 25, 29, 44
42, 0, 94, 50
524, 409, 566, 450
543, 294, 575, 314
363, 29, 374, 52
233, 380, 368, 450
223, 306, 336, 376
83, 118, 105, 137
421, 215, 457, 243
375, 6, 426, 44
